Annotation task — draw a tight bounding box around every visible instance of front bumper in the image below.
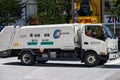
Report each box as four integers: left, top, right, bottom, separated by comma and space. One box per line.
109, 52, 119, 60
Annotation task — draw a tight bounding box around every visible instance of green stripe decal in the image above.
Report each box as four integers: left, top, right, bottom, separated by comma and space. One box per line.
41, 42, 53, 45
27, 42, 38, 45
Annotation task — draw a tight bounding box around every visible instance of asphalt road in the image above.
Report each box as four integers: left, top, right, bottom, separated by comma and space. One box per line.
1, 57, 120, 80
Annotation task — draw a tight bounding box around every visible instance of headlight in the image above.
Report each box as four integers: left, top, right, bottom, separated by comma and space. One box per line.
107, 48, 114, 52
107, 47, 117, 53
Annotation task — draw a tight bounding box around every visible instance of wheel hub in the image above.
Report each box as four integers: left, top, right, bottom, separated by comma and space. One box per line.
87, 55, 96, 64
22, 54, 31, 64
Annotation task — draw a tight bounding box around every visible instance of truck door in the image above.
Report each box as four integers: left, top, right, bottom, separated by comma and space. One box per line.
82, 25, 107, 54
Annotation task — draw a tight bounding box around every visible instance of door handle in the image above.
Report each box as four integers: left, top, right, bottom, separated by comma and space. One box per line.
84, 42, 88, 45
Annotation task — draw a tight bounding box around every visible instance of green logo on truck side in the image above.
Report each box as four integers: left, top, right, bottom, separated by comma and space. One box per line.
27, 42, 38, 45
27, 42, 54, 46
41, 42, 54, 45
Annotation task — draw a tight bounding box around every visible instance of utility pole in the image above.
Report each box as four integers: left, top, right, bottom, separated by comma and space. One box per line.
71, 0, 74, 23
113, 14, 116, 34
72, 0, 77, 23
110, 2, 116, 34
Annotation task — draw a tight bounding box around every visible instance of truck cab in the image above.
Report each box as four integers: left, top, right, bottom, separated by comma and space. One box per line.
80, 24, 118, 66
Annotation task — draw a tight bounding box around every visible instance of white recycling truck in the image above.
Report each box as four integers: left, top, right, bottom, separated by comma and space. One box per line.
0, 23, 119, 66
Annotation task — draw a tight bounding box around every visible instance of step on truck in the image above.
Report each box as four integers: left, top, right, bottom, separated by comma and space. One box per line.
0, 23, 119, 66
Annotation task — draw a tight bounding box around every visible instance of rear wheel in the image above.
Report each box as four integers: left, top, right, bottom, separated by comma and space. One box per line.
84, 51, 99, 67
20, 51, 36, 65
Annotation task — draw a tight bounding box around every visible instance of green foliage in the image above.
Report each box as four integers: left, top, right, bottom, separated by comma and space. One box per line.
111, 0, 120, 15
34, 0, 71, 24
0, 0, 22, 25
114, 0, 120, 15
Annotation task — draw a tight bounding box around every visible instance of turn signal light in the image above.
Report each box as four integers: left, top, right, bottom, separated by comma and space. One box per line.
99, 52, 105, 55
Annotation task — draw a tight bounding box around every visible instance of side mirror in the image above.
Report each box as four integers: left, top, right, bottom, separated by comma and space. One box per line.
98, 33, 106, 41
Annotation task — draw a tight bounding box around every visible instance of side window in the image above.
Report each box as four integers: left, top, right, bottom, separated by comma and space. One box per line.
85, 26, 105, 40
85, 26, 93, 37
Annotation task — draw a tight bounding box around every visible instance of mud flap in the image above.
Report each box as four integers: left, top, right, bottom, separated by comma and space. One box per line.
0, 50, 11, 58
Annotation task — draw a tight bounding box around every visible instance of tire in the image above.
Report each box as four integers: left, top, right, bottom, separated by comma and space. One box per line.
84, 51, 99, 67
20, 51, 36, 65
99, 60, 107, 65
36, 60, 48, 64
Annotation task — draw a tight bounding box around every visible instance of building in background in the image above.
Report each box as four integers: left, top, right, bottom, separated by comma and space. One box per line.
17, 0, 37, 25
19, 0, 102, 25
102, 0, 120, 37
27, 0, 102, 24
72, 0, 102, 23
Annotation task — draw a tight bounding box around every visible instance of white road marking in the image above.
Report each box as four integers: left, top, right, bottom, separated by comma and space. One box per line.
106, 58, 120, 65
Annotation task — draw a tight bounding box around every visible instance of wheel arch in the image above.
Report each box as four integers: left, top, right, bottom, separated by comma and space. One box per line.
83, 50, 100, 66
18, 49, 36, 59
81, 49, 98, 62
84, 50, 97, 55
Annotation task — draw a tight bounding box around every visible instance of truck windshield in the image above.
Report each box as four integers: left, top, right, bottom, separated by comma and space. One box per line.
0, 26, 5, 32
102, 25, 115, 39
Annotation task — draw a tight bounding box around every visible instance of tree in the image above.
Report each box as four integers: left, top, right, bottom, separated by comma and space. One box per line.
34, 0, 71, 24
109, 0, 120, 16
0, 0, 22, 26
111, 0, 120, 16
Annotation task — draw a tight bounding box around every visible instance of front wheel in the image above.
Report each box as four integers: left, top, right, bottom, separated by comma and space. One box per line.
84, 51, 100, 67
20, 52, 36, 65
